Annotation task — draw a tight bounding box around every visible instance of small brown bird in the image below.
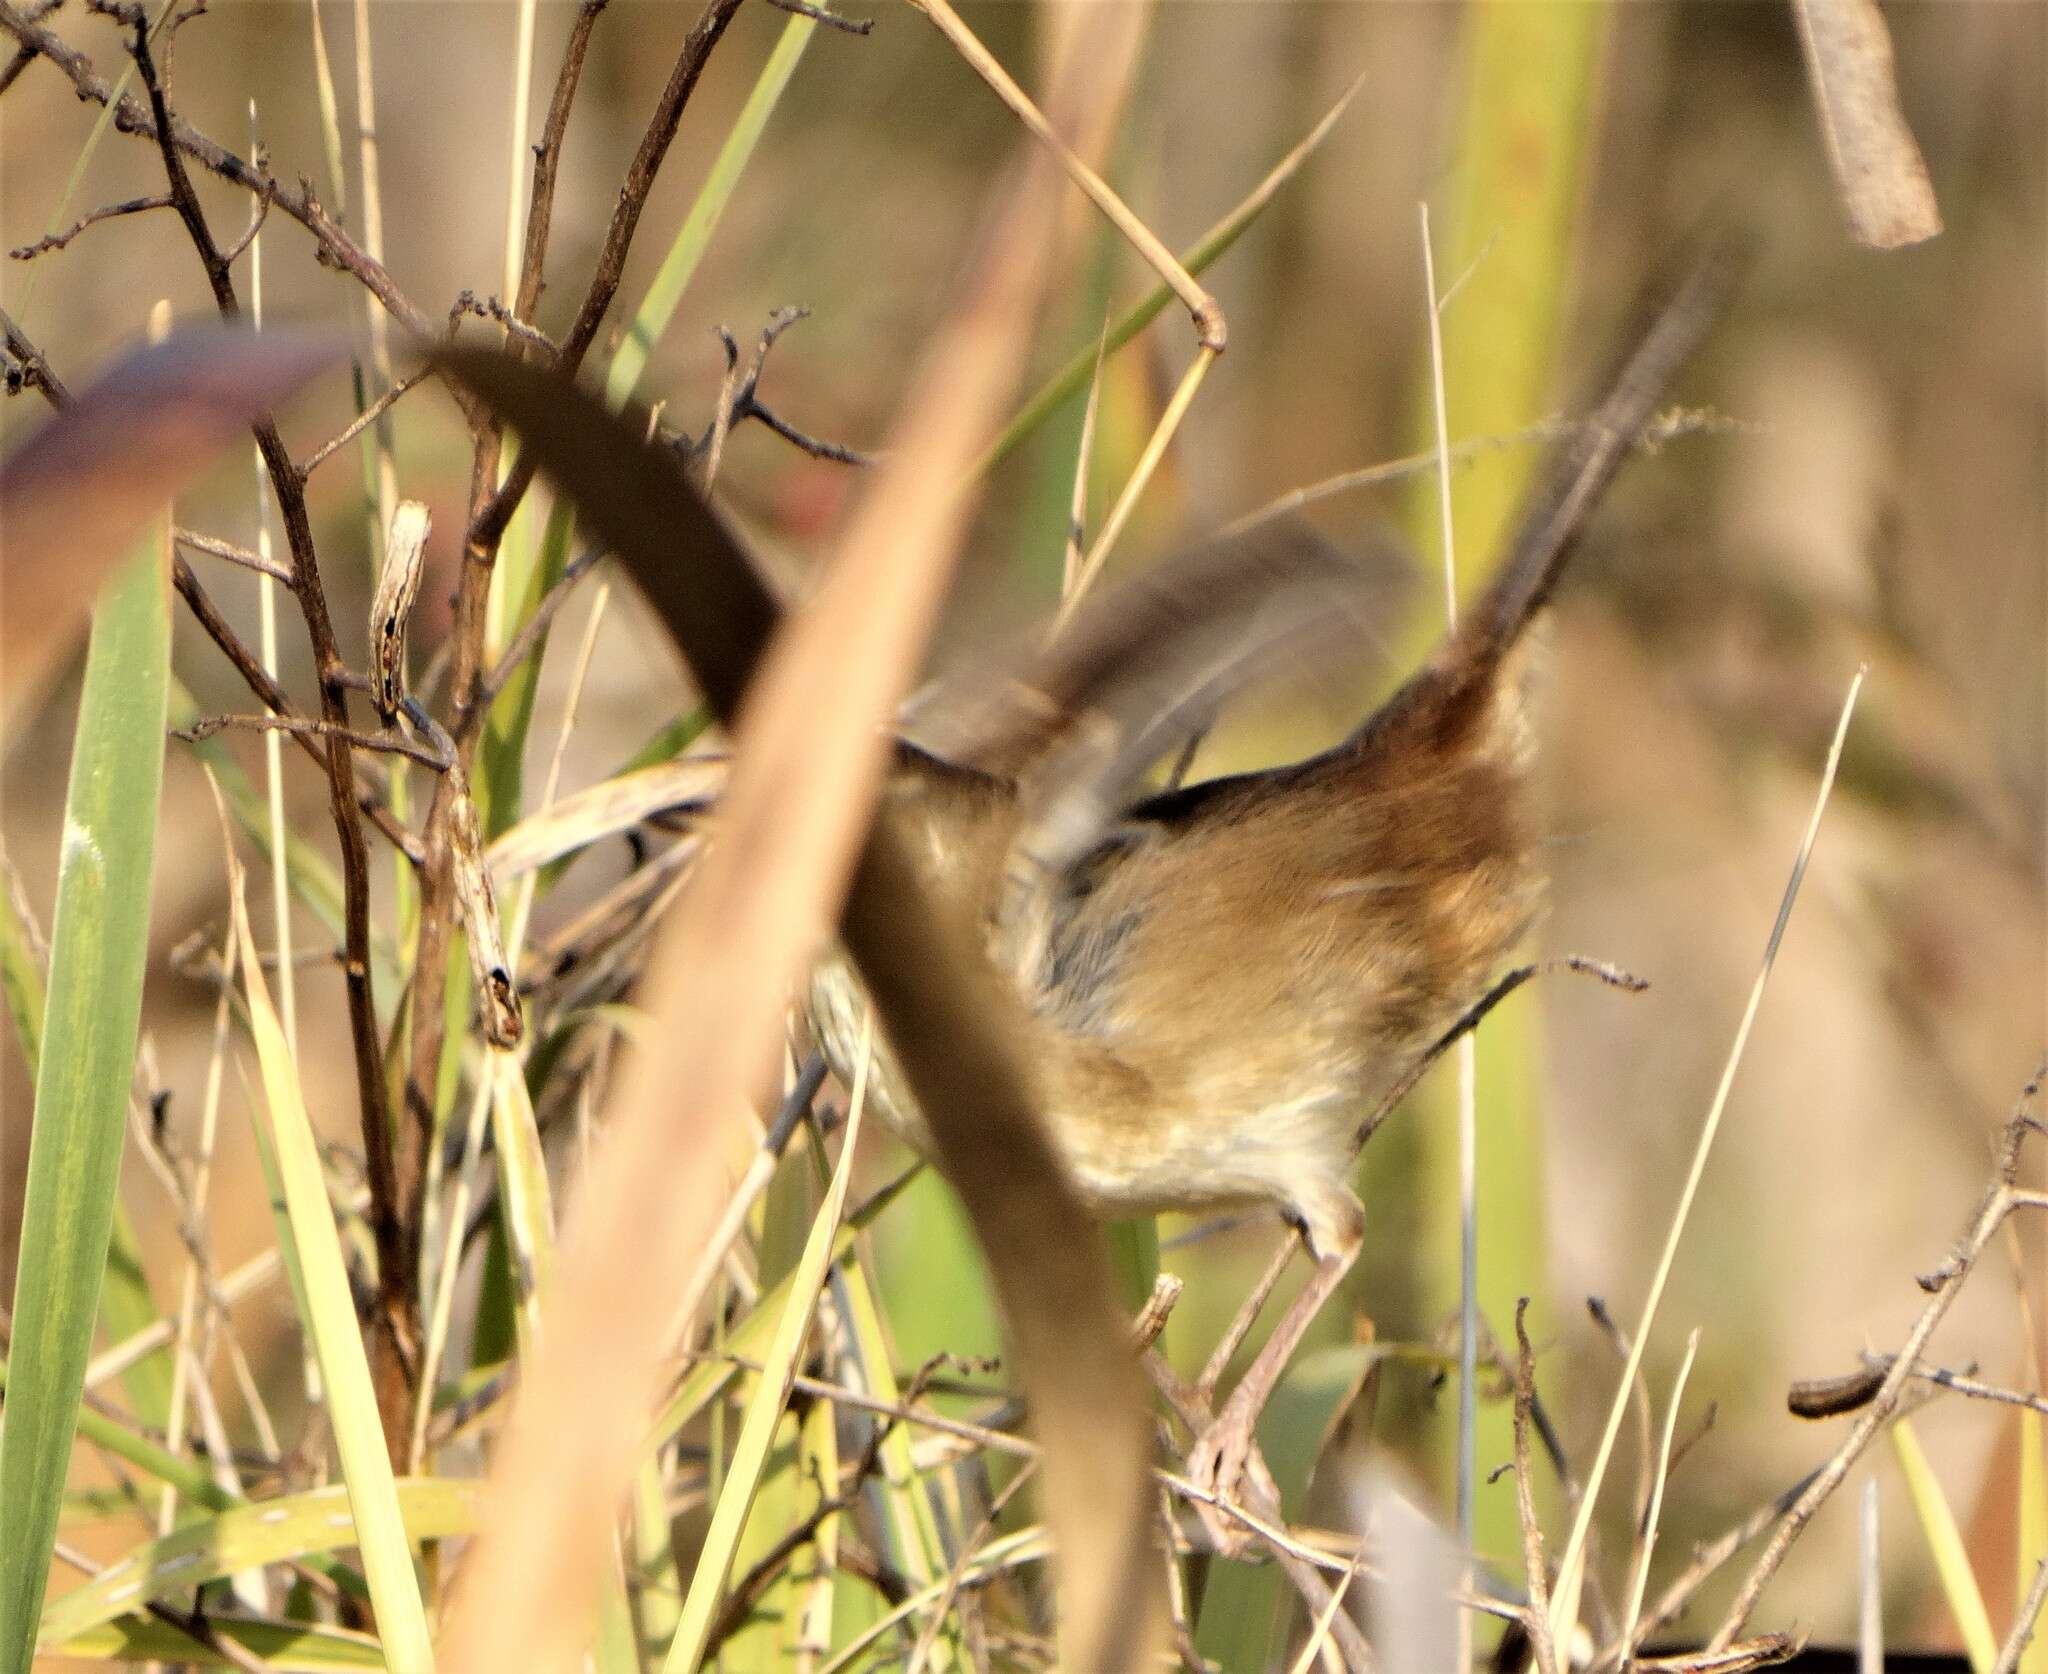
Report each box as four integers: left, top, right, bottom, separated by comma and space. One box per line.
806, 244, 1736, 1512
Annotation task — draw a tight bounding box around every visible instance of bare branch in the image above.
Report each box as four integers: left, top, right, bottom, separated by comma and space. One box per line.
1710, 1065, 2048, 1647
9, 192, 175, 258
175, 526, 293, 585
299, 366, 432, 477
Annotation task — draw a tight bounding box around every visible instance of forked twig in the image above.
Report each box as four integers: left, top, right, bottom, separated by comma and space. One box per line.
1709, 1065, 2047, 1647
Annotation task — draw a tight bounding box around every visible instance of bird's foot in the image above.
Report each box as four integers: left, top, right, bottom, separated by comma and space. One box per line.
1186, 1392, 1265, 1558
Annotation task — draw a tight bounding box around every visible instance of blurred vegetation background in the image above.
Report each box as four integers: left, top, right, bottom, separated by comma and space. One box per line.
3, 0, 2042, 1659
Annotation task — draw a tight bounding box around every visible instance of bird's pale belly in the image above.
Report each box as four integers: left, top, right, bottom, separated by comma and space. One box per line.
805, 949, 1383, 1253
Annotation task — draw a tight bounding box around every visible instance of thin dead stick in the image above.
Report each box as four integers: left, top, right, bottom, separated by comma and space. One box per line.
1990, 1556, 2048, 1674
298, 367, 432, 477
1587, 1296, 1659, 1537
1061, 319, 1108, 598
1513, 1301, 1561, 1674
1887, 1359, 2048, 1417
1422, 197, 1481, 1674
905, 1459, 1042, 1674
1619, 1329, 1703, 1657
1061, 346, 1217, 611
909, 0, 1221, 353
156, 955, 237, 1537
1286, 1551, 1365, 1674
84, 1244, 293, 1390
907, 0, 1223, 613
174, 712, 450, 771
1709, 1066, 2047, 1647
174, 527, 293, 585
1198, 1234, 1296, 1396
1550, 667, 1868, 1646
1218, 409, 1745, 541
8, 191, 174, 257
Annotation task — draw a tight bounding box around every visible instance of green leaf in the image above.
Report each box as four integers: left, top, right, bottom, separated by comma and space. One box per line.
604, 6, 824, 410
0, 874, 175, 1432
45, 1612, 387, 1671
973, 76, 1362, 481
37, 1478, 482, 1645
0, 520, 170, 1667
229, 865, 436, 1670
664, 1090, 869, 1673
1407, 0, 1613, 1571
0, 1352, 229, 1518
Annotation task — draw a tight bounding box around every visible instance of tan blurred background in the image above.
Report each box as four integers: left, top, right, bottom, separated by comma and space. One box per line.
3, 0, 2042, 1652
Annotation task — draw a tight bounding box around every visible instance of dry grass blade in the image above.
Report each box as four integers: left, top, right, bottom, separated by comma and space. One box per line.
1792, 0, 1942, 249
433, 31, 1160, 1664
445, 761, 522, 1048
1890, 1416, 1997, 1672
484, 755, 728, 879
219, 799, 435, 1670
0, 325, 344, 722
1548, 665, 1867, 1646
1620, 1329, 1703, 1659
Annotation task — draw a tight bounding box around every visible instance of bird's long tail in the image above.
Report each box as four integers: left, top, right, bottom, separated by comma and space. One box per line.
1443, 233, 1744, 690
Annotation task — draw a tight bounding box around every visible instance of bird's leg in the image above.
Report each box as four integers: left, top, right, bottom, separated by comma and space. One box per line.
1186, 1239, 1359, 1550
1197, 1232, 1302, 1401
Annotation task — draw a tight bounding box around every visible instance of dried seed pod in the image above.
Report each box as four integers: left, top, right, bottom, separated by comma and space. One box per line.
1785, 1360, 1889, 1419
446, 760, 523, 1049
369, 500, 431, 721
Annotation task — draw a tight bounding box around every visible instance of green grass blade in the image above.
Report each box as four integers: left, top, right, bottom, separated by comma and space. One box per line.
485, 4, 819, 855
640, 1167, 916, 1456
0, 873, 44, 1069
0, 875, 176, 1431
664, 1088, 869, 1674
227, 862, 435, 1670
46, 1613, 387, 1670
0, 520, 170, 1667
37, 1478, 481, 1646
973, 75, 1362, 482
487, 1052, 558, 1345
1408, 0, 1613, 1573
604, 7, 823, 410
836, 1244, 949, 1593
1893, 1415, 1997, 1674
95, 1212, 174, 1434
617, 707, 711, 777
0, 1353, 230, 1516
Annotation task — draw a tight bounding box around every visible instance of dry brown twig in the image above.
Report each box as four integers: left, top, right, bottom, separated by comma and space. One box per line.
100, 1, 410, 1423
1709, 1063, 2047, 1648
1513, 1300, 1563, 1674
397, 10, 757, 1439
1992, 1557, 2048, 1674
9, 191, 175, 258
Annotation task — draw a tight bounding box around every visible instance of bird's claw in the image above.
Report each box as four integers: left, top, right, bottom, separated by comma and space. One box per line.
1186, 1396, 1262, 1558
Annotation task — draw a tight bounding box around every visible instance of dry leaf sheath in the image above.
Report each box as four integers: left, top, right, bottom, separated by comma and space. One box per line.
369, 498, 430, 720
446, 760, 522, 1050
